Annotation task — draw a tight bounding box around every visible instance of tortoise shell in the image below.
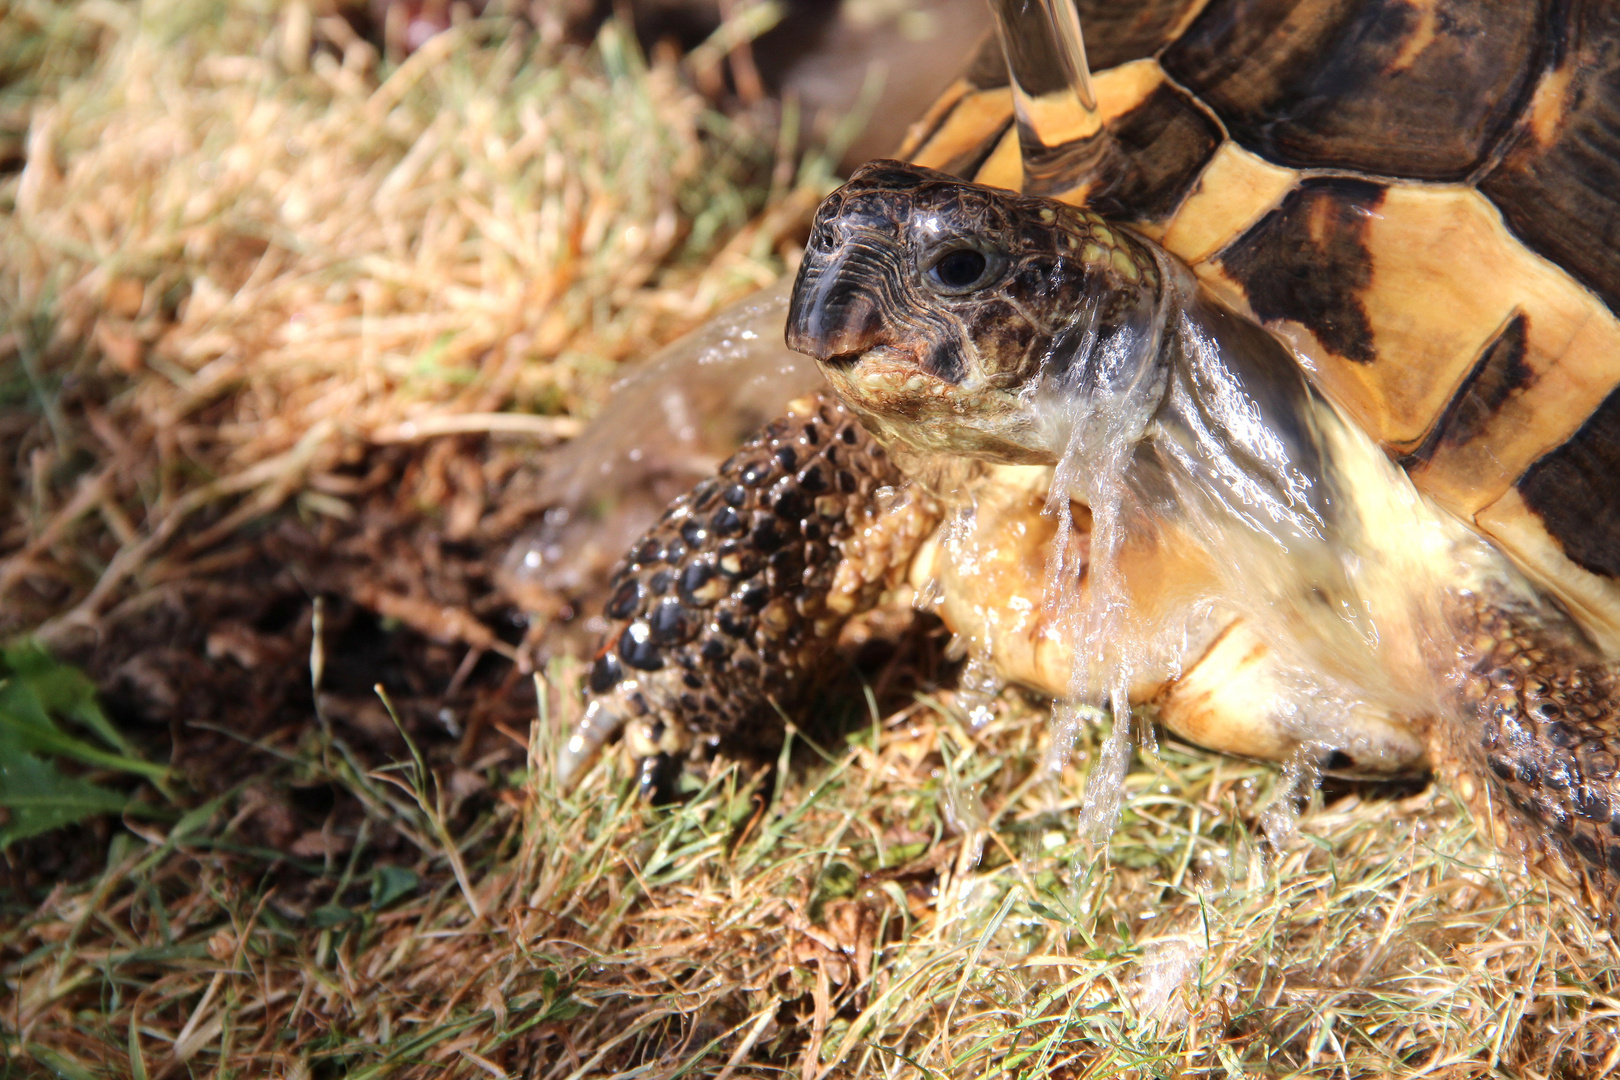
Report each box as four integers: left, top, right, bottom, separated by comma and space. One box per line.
898, 0, 1620, 655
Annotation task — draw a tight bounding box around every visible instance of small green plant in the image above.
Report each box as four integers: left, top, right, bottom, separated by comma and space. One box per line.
0, 641, 167, 849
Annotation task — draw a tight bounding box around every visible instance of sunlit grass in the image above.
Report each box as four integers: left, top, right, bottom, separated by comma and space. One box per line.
3, 3, 1620, 1077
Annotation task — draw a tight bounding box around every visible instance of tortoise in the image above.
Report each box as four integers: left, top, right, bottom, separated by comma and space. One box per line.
558, 0, 1620, 900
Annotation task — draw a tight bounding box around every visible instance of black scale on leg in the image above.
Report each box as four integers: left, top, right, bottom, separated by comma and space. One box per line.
582, 392, 909, 792
1450, 593, 1620, 905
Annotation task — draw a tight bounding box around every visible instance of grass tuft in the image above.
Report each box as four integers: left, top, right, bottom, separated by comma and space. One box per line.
0, 0, 802, 644
3, 3, 1619, 1078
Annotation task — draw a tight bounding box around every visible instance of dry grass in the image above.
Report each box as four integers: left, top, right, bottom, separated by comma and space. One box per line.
5, 3, 1620, 1078
13, 676, 1620, 1077
0, 0, 803, 643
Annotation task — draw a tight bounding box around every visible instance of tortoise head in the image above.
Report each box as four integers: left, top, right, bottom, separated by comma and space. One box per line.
787, 160, 1164, 465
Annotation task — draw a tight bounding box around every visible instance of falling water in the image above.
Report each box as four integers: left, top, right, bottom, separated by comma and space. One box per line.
1048, 410, 1144, 841
985, 0, 1104, 196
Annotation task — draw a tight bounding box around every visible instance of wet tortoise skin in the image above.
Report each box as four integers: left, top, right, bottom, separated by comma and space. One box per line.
581, 163, 1620, 909
567, 0, 1620, 910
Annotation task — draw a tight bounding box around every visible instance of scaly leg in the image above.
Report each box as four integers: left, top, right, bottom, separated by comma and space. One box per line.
1437, 591, 1620, 907
562, 392, 939, 792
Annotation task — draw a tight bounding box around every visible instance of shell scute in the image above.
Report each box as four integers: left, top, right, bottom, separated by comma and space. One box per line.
1400, 313, 1536, 471
1213, 176, 1384, 364
1480, 2, 1620, 317
1161, 0, 1548, 180
1517, 386, 1620, 582
1083, 77, 1223, 223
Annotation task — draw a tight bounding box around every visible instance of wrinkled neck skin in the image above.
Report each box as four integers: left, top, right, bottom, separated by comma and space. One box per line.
1027, 255, 1335, 562
1001, 253, 1523, 719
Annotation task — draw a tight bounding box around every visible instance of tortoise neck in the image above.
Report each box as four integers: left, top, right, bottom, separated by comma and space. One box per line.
1150, 266, 1340, 553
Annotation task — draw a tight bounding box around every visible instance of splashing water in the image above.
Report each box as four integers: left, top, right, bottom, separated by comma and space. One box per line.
1259, 746, 1324, 853
1047, 422, 1143, 840
1031, 261, 1174, 838
1020, 253, 1469, 848
502, 280, 822, 612
1131, 935, 1205, 1029
956, 651, 1005, 730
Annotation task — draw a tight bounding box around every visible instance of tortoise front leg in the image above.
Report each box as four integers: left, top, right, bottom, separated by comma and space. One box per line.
561, 391, 938, 792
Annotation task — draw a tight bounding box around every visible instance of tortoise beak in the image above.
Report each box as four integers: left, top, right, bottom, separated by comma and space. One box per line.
786, 248, 889, 367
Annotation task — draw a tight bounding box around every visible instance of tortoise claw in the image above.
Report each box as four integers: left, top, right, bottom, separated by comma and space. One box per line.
637, 752, 681, 803
556, 697, 624, 787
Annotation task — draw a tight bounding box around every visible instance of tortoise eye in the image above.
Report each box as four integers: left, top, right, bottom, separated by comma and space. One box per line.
925, 246, 994, 293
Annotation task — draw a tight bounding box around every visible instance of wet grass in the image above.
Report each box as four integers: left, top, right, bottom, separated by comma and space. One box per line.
4, 3, 1620, 1077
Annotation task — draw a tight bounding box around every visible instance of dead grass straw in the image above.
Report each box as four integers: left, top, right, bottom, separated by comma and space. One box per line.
5, 4, 1620, 1079
12, 669, 1620, 1077
0, 0, 800, 644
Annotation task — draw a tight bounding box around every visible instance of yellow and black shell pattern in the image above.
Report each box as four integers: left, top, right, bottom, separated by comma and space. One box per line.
901, 0, 1620, 655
